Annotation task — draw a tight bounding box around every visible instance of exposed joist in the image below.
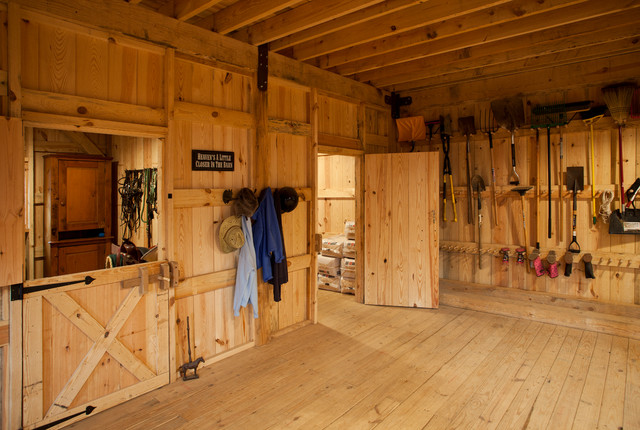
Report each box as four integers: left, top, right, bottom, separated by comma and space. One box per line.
323, 0, 640, 74
209, 0, 301, 34
289, 0, 522, 61
174, 0, 226, 21
355, 18, 640, 87
232, 0, 385, 45
269, 0, 425, 51
62, 131, 105, 156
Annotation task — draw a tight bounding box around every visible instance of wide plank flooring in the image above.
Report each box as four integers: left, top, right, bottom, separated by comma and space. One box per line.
70, 290, 640, 429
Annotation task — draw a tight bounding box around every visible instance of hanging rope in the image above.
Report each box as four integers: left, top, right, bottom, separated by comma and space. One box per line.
599, 189, 614, 223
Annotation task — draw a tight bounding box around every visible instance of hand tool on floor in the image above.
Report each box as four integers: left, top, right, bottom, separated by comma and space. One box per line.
491, 98, 525, 186
580, 106, 607, 226
512, 186, 533, 273
567, 166, 584, 254
179, 316, 204, 381
441, 115, 457, 222
480, 109, 499, 226
471, 175, 486, 269
602, 83, 635, 215
459, 116, 476, 224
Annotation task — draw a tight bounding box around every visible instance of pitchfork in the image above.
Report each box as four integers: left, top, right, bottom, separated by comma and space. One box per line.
480, 109, 499, 226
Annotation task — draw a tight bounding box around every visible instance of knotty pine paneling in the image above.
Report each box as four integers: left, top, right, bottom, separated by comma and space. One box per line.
317, 155, 355, 235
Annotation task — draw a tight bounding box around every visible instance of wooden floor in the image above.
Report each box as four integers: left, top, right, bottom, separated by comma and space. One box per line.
70, 290, 640, 430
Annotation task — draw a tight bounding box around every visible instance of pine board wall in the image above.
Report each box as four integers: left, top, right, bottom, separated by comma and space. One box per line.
402, 60, 640, 306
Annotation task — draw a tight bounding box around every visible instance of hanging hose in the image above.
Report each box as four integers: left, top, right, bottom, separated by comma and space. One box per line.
599, 189, 614, 223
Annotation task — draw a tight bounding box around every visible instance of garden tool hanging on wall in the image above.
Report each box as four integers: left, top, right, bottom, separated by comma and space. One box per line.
491, 97, 525, 186
512, 186, 533, 273
580, 106, 607, 226
567, 166, 584, 257
480, 109, 499, 225
471, 175, 486, 269
459, 116, 476, 224
441, 115, 457, 222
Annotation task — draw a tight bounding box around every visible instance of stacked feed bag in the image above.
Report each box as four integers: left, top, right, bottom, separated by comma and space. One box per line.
321, 235, 345, 258
340, 257, 356, 294
344, 221, 356, 240
343, 239, 356, 259
318, 254, 341, 277
318, 274, 341, 292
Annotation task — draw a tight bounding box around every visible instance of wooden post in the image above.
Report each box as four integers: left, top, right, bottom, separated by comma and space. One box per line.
355, 103, 366, 303
8, 2, 21, 119
254, 84, 271, 346
308, 89, 319, 323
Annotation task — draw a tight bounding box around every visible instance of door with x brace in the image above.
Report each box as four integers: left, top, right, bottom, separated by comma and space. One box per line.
20, 262, 172, 429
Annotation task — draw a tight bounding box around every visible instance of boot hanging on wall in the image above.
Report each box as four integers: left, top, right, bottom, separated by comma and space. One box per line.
547, 251, 559, 278
584, 253, 596, 279
564, 253, 573, 277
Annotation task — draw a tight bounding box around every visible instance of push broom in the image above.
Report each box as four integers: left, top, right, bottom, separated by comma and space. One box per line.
602, 83, 635, 214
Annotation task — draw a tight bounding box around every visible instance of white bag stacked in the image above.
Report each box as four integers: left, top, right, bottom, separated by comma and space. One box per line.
343, 239, 356, 259
318, 274, 341, 292
321, 235, 345, 258
344, 221, 356, 240
340, 277, 355, 295
340, 257, 356, 294
318, 254, 341, 277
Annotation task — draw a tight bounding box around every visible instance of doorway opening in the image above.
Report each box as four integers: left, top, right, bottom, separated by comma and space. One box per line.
316, 153, 358, 299
24, 127, 163, 280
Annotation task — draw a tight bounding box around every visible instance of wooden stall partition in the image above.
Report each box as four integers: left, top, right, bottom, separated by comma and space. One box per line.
19, 262, 171, 429
169, 56, 255, 374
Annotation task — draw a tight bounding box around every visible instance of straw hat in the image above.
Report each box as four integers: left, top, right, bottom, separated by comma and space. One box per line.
219, 215, 244, 253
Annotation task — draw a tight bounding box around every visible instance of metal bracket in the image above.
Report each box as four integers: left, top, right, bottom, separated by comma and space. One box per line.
11, 275, 96, 301
258, 44, 269, 92
385, 92, 412, 119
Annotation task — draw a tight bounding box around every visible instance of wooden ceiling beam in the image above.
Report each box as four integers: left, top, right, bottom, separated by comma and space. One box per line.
174, 0, 225, 22
289, 0, 581, 61
269, 0, 424, 52
231, 0, 385, 45
386, 38, 640, 93
209, 0, 301, 34
319, 0, 638, 73
361, 21, 640, 87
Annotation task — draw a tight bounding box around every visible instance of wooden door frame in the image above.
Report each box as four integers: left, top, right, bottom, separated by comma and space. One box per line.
315, 149, 365, 303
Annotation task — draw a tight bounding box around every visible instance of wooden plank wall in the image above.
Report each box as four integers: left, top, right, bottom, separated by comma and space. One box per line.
170, 56, 255, 367
317, 155, 355, 236
404, 82, 640, 306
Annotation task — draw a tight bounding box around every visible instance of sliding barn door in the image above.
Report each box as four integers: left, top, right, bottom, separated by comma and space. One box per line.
364, 152, 439, 308
21, 262, 172, 429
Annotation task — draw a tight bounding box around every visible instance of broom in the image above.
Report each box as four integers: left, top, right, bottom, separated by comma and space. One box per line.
602, 83, 635, 213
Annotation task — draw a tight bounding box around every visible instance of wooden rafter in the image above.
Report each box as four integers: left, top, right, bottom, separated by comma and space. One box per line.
290, 0, 588, 61
231, 0, 385, 45
175, 0, 226, 21
62, 130, 105, 155
207, 0, 301, 34
318, 0, 638, 73
354, 15, 640, 87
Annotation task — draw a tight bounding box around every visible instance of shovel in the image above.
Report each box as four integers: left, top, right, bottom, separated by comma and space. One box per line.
567, 167, 584, 253
491, 98, 525, 186
471, 175, 486, 269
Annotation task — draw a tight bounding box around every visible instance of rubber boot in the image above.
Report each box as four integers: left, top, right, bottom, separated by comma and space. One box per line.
516, 248, 525, 265
531, 249, 546, 277
547, 251, 558, 279
529, 248, 539, 271
564, 253, 573, 277
584, 253, 596, 279
501, 248, 510, 264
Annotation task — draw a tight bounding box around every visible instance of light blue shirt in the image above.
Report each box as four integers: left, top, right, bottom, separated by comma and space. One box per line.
234, 215, 258, 318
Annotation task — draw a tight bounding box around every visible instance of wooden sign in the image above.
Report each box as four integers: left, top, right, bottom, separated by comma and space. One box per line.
192, 150, 234, 171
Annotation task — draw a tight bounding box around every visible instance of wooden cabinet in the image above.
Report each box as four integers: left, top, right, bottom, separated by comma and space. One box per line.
44, 154, 112, 276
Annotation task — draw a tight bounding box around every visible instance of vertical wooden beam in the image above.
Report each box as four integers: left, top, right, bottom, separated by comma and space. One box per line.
308, 89, 319, 323
7, 2, 21, 119
162, 48, 177, 381
254, 83, 271, 345
355, 103, 366, 303
26, 127, 35, 281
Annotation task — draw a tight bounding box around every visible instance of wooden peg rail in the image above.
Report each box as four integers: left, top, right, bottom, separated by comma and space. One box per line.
442, 185, 617, 200
439, 240, 640, 269
172, 187, 313, 209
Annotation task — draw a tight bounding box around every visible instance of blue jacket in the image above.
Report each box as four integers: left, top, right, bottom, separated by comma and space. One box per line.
251, 188, 284, 282
234, 215, 258, 318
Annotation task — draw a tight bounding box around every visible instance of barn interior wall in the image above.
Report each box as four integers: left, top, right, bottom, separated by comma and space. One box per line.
402, 58, 640, 306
